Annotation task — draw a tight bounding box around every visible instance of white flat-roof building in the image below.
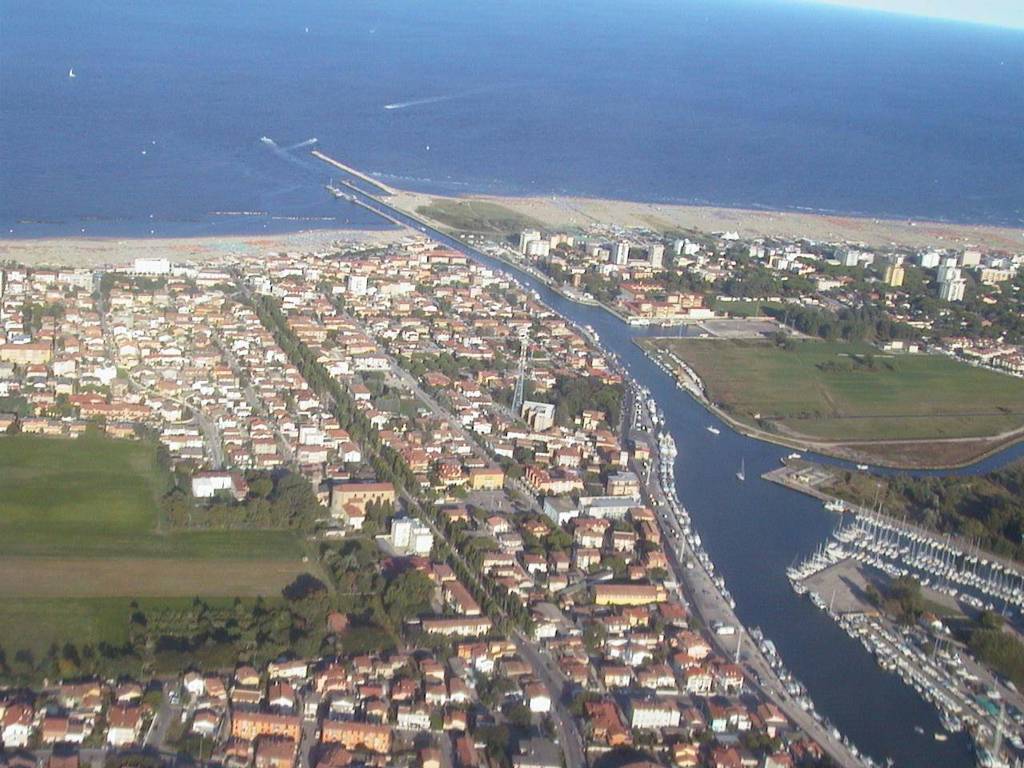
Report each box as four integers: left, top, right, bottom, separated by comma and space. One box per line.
347, 274, 368, 295
390, 516, 434, 556
133, 258, 171, 275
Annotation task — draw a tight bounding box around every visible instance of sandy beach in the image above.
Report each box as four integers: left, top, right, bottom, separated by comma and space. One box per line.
389, 189, 1024, 252
3, 187, 1023, 270
0, 227, 404, 268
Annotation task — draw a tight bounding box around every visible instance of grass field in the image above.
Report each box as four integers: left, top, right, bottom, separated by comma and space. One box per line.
0, 596, 284, 657
416, 198, 545, 235
0, 598, 135, 652
648, 338, 1024, 446
0, 558, 309, 598
710, 299, 780, 318
0, 434, 305, 560
0, 434, 317, 655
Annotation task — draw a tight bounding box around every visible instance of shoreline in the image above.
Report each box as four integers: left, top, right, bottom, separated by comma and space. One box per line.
3, 180, 1023, 266
390, 188, 1024, 251
0, 227, 404, 268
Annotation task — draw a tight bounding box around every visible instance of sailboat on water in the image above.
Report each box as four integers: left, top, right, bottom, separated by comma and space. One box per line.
68, 68, 76, 78
736, 458, 745, 482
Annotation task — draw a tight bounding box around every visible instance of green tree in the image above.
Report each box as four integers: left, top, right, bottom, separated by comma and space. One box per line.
382, 569, 435, 625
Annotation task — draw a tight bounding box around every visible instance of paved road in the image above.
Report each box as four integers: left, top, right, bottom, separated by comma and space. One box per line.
404, 485, 586, 768
373, 342, 589, 768
213, 327, 295, 464
386, 365, 588, 766
515, 634, 587, 768
145, 680, 181, 749
98, 279, 225, 469
124, 367, 225, 469
298, 691, 319, 768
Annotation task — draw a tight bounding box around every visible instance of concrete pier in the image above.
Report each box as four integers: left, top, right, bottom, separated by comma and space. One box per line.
311, 150, 396, 196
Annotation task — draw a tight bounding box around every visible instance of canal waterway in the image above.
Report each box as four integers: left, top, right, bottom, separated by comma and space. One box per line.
350, 191, 1024, 767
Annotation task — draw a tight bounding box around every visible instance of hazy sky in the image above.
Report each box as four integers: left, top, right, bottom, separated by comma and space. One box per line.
801, 0, 1024, 29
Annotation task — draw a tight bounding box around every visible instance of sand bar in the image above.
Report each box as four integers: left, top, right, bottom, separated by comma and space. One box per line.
0, 227, 404, 268
390, 189, 1024, 251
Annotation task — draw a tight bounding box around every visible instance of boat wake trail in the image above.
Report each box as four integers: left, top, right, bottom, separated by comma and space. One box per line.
384, 88, 490, 111
258, 136, 322, 176
284, 137, 318, 151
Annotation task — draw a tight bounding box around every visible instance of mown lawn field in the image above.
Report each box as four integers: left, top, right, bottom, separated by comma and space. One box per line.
0, 598, 134, 653
0, 558, 310, 598
0, 434, 317, 656
650, 338, 1024, 442
0, 433, 305, 560
0, 596, 285, 659
710, 299, 781, 318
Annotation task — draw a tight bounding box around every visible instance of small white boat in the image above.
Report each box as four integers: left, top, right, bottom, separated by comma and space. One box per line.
856, 463, 869, 471
706, 425, 720, 435
68, 68, 76, 78
736, 458, 745, 482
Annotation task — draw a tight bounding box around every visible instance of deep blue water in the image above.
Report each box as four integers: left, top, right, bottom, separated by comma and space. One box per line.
2, 0, 1023, 238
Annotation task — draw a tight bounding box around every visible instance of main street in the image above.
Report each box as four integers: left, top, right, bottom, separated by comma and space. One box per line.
212, 326, 296, 464
514, 633, 588, 768
310, 297, 589, 768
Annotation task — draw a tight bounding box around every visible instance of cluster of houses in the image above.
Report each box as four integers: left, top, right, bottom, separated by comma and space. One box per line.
938, 336, 1024, 376
269, 243, 637, 498
0, 261, 371, 492
1, 679, 150, 758
502, 223, 1024, 368
509, 229, 718, 324
0, 266, 127, 438
104, 267, 364, 473
239, 249, 511, 513
2, 239, 849, 768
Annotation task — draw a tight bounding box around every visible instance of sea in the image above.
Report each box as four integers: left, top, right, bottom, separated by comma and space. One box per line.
1, 0, 1023, 239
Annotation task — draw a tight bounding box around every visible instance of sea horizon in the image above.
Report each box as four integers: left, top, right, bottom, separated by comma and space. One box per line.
2, 0, 1023, 239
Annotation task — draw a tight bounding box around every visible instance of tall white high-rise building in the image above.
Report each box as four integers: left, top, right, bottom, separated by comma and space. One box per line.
519, 230, 541, 254
648, 243, 664, 268
133, 257, 171, 275
613, 241, 630, 266
937, 264, 960, 284
960, 250, 982, 268
525, 239, 550, 258
940, 277, 966, 302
